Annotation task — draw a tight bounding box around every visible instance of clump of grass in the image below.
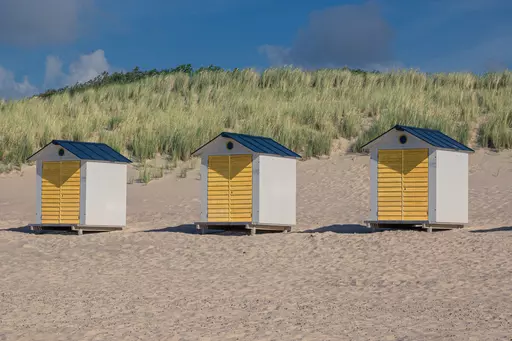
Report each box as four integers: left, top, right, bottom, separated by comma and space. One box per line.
177, 158, 199, 178
2, 68, 512, 171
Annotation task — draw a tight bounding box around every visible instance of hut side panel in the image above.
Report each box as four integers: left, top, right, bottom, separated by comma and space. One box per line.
36, 161, 42, 224
84, 162, 127, 227
369, 149, 378, 221
200, 156, 208, 222
256, 155, 296, 226
435, 150, 469, 224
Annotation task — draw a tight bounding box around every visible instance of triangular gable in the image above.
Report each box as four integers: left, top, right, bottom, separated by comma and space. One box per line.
27, 141, 79, 162
192, 132, 302, 158
361, 125, 474, 153
27, 140, 132, 163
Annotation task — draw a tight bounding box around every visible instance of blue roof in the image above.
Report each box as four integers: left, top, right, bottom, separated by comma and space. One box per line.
362, 125, 474, 152
192, 132, 302, 158
28, 140, 132, 163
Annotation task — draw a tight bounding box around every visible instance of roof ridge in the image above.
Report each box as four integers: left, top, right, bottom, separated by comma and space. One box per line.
194, 132, 301, 158
52, 139, 109, 145
396, 124, 440, 132
222, 131, 270, 140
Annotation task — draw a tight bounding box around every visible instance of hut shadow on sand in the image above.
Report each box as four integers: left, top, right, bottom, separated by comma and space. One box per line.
144, 224, 285, 235
5, 225, 103, 235
302, 224, 449, 234
302, 224, 376, 234
470, 226, 512, 233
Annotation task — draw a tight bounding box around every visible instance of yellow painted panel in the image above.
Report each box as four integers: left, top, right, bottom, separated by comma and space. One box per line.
59, 161, 80, 224
207, 156, 230, 222
377, 149, 429, 221
229, 155, 252, 222
402, 149, 428, 221
377, 150, 402, 221
206, 154, 253, 223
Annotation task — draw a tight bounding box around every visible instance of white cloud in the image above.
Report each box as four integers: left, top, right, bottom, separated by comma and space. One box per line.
0, 49, 111, 100
0, 0, 95, 46
0, 66, 38, 100
44, 49, 110, 88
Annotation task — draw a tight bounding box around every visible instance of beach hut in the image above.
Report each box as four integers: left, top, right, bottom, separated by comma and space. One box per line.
27, 140, 132, 235
191, 132, 301, 235
361, 125, 474, 232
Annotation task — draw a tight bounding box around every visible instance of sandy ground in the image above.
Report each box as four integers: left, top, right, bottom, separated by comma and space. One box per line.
1, 149, 512, 340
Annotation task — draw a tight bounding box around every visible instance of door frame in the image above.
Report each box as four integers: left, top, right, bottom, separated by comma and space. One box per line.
377, 148, 429, 221
206, 154, 253, 222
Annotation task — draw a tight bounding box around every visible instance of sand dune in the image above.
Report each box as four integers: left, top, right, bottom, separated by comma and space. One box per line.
1, 150, 512, 340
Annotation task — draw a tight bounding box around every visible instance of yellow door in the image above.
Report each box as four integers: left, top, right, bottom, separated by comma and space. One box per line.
41, 161, 81, 224
377, 149, 428, 221
402, 149, 428, 221
207, 156, 230, 222
229, 155, 253, 222
377, 150, 403, 221
207, 154, 253, 222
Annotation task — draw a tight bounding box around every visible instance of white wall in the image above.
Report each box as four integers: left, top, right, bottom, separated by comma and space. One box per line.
200, 156, 208, 222
79, 161, 87, 225
84, 162, 127, 227
252, 154, 260, 223
35, 161, 42, 224
29, 144, 79, 162
435, 150, 469, 224
427, 149, 437, 222
256, 155, 296, 226
369, 149, 378, 221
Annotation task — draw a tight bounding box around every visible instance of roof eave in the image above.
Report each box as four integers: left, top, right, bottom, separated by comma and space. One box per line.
26, 140, 133, 163
359, 125, 398, 151
190, 133, 224, 157
360, 125, 474, 153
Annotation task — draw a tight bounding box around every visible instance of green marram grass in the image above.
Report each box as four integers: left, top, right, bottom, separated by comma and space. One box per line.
1, 67, 512, 168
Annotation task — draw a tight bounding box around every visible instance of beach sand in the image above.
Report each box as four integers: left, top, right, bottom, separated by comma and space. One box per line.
1, 149, 512, 340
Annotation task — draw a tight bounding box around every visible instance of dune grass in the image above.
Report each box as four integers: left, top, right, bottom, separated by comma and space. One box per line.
1, 68, 512, 170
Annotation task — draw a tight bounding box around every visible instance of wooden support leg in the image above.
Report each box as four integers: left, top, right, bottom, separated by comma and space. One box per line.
195, 224, 202, 235
246, 225, 256, 236
31, 225, 43, 234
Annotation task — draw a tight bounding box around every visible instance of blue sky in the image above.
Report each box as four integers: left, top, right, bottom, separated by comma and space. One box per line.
1, 0, 511, 99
